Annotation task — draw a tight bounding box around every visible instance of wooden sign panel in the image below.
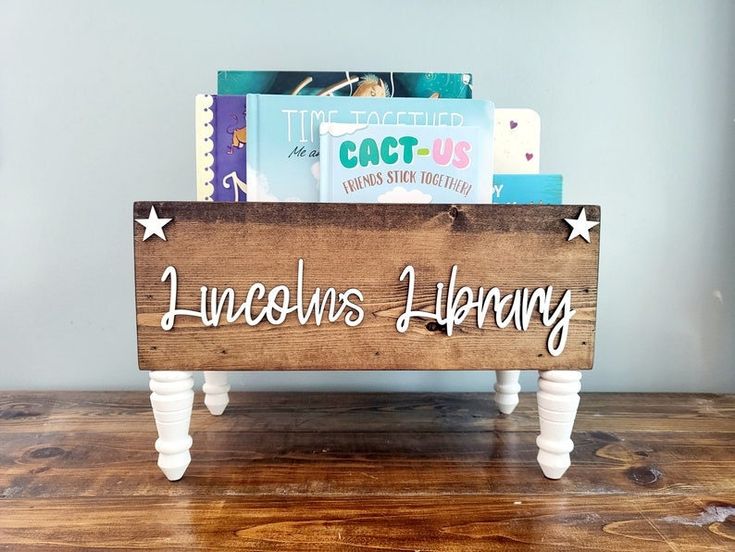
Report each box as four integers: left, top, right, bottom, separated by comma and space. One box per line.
133, 202, 600, 371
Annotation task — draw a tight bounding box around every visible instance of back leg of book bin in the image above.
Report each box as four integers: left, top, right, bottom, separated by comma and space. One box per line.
203, 372, 230, 415
494, 371, 521, 414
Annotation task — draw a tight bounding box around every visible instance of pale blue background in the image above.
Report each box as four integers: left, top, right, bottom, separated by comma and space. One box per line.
1, 0, 733, 391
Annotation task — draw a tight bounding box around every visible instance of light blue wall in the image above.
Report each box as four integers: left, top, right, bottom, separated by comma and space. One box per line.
1, 0, 733, 391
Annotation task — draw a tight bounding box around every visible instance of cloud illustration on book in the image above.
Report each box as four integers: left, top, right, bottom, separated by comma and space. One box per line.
319, 122, 369, 138
377, 187, 432, 204
249, 168, 303, 202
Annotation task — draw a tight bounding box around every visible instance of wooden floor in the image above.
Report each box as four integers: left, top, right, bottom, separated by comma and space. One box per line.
0, 392, 733, 551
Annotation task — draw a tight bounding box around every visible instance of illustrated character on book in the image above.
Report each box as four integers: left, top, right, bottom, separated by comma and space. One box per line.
351, 74, 439, 98
290, 73, 392, 98
352, 74, 390, 97
226, 114, 246, 155
284, 73, 445, 99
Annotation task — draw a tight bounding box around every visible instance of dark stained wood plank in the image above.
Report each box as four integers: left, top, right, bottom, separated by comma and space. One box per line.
1, 392, 733, 550
2, 392, 733, 434
1, 393, 734, 499
133, 202, 600, 370
1, 496, 733, 551
1, 429, 735, 499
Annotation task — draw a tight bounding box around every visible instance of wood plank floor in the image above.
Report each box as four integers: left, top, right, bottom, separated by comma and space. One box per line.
0, 392, 733, 550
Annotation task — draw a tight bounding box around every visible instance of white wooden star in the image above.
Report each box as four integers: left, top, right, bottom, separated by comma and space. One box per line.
565, 208, 599, 243
135, 206, 172, 241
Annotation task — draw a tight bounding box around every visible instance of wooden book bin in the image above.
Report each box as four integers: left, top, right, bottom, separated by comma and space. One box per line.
133, 202, 601, 480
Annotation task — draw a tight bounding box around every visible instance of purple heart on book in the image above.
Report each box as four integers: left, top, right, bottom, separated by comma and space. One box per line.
525, 153, 534, 161
510, 120, 518, 130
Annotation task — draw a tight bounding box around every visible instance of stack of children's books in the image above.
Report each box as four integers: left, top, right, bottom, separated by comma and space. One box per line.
195, 71, 562, 206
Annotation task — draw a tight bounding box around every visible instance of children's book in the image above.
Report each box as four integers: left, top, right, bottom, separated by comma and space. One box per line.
491, 110, 558, 204
246, 94, 494, 202
195, 94, 248, 202
218, 71, 473, 99
492, 174, 562, 204
320, 123, 492, 203
198, 71, 473, 202
494, 108, 540, 173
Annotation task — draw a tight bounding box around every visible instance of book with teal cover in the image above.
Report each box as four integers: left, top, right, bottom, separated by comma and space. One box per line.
320, 123, 493, 203
218, 71, 473, 99
246, 94, 494, 202
492, 174, 563, 204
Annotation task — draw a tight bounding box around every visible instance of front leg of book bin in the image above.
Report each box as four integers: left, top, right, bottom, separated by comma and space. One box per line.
536, 370, 581, 479
149, 371, 194, 481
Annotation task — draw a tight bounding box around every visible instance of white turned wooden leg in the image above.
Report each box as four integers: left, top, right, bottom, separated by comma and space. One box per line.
203, 371, 230, 416
494, 370, 521, 414
149, 371, 194, 481
536, 370, 581, 480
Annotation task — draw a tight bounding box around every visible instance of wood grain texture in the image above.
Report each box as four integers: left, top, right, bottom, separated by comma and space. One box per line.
133, 202, 601, 371
0, 392, 733, 550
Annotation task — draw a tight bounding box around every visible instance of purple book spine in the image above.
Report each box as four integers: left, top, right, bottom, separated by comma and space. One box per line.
196, 94, 248, 202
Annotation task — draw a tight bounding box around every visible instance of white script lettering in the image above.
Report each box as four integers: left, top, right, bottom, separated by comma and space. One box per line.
396, 265, 576, 356
161, 259, 365, 331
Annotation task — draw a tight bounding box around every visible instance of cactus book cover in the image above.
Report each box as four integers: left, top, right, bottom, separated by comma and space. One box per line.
319, 123, 493, 204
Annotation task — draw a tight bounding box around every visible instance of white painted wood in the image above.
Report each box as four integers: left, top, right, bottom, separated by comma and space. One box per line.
494, 370, 521, 414
135, 205, 172, 241
203, 371, 230, 416
149, 371, 194, 481
536, 370, 581, 479
564, 207, 600, 243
